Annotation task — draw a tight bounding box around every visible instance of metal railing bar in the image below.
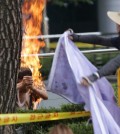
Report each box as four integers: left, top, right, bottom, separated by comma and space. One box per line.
21, 48, 118, 57
23, 32, 101, 39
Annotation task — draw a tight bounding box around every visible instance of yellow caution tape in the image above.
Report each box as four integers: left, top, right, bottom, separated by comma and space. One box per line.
0, 111, 90, 126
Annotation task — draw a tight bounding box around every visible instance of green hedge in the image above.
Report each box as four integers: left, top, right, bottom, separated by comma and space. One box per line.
40, 56, 53, 80
16, 103, 93, 134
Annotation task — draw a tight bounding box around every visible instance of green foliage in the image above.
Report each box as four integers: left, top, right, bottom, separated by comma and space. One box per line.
39, 57, 53, 80
16, 103, 92, 134
68, 122, 93, 134
61, 103, 85, 111
24, 121, 93, 134
85, 52, 119, 67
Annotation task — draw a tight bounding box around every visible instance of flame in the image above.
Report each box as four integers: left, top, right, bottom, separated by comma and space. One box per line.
21, 0, 45, 86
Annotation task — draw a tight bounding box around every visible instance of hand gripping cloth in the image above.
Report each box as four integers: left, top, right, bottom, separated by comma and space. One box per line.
47, 31, 120, 134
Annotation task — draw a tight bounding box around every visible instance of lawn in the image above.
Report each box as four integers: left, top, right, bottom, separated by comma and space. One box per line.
49, 42, 104, 50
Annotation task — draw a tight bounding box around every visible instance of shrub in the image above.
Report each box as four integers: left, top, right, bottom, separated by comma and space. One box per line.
16, 103, 92, 134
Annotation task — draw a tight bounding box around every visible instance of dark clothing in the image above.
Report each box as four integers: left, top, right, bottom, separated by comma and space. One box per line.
72, 34, 120, 79
72, 34, 120, 50
98, 55, 120, 77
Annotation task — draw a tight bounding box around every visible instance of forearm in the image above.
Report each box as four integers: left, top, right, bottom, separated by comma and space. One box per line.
82, 55, 120, 85
97, 55, 120, 78
73, 34, 120, 48
31, 87, 48, 100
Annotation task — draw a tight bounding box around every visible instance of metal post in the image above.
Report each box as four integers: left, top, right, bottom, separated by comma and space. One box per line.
117, 68, 120, 106
42, 0, 50, 52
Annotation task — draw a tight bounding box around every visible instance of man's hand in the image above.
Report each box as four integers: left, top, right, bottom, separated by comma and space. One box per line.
68, 33, 79, 41
80, 72, 100, 87
68, 35, 74, 40
20, 76, 33, 92
22, 76, 33, 87
81, 77, 92, 87
66, 28, 78, 41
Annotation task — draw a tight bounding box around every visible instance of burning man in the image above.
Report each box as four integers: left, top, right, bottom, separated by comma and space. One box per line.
69, 11, 120, 86
16, 67, 48, 110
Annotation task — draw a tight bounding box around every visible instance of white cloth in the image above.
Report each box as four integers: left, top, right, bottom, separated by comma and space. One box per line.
47, 31, 120, 134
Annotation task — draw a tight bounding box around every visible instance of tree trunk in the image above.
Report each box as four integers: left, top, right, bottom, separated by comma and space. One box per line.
0, 0, 22, 133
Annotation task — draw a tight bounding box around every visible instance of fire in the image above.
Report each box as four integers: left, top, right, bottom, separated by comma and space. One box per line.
21, 0, 45, 87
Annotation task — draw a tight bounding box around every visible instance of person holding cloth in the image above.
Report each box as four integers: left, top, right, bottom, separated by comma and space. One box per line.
69, 11, 120, 86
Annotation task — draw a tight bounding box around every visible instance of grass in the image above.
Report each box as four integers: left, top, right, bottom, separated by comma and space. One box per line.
49, 42, 104, 50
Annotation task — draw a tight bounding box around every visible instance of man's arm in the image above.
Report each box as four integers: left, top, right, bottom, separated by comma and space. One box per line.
30, 85, 48, 100
97, 55, 120, 77
81, 55, 120, 86
69, 33, 120, 49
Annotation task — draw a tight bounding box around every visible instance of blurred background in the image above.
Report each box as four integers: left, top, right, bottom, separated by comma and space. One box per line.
44, 0, 120, 36
39, 0, 120, 108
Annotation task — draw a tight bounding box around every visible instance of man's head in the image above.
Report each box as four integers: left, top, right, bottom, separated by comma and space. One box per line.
18, 67, 32, 80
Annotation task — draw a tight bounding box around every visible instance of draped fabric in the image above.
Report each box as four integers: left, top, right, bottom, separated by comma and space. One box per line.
47, 31, 120, 133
